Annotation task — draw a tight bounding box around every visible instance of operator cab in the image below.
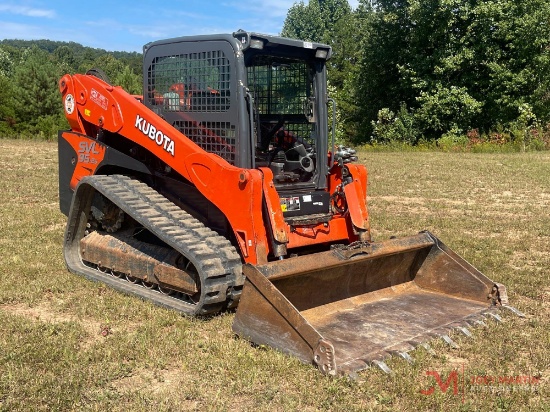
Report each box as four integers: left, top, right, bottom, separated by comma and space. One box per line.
244, 48, 323, 188
143, 31, 333, 218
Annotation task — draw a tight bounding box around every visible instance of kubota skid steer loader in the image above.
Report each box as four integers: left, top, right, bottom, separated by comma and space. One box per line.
58, 31, 522, 375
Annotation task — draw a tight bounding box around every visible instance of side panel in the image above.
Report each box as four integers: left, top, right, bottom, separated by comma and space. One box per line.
58, 130, 151, 216
58, 131, 78, 216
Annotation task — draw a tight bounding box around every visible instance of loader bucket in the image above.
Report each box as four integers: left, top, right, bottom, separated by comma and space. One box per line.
233, 231, 517, 375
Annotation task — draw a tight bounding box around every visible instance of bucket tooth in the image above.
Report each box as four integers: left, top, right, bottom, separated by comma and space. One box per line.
419, 342, 436, 355
372, 360, 393, 374
397, 351, 414, 364
386, 344, 415, 364
441, 335, 459, 349
502, 305, 525, 318
456, 326, 472, 337
485, 312, 503, 322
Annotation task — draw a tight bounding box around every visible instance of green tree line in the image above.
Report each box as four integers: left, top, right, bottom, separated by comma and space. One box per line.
283, 0, 550, 149
0, 40, 141, 139
1, 0, 550, 149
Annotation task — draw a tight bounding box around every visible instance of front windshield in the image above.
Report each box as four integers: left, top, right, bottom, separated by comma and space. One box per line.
246, 55, 317, 184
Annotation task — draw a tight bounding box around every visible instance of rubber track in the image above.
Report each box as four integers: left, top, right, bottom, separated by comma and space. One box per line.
66, 175, 243, 315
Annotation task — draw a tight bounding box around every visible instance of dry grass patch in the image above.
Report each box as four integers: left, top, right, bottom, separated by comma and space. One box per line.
110, 367, 184, 394
0, 301, 115, 348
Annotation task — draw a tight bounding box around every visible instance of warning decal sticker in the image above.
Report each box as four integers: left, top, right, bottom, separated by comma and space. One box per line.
64, 94, 75, 115
280, 197, 301, 212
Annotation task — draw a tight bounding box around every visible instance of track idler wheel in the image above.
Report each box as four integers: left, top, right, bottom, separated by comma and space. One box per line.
91, 193, 124, 233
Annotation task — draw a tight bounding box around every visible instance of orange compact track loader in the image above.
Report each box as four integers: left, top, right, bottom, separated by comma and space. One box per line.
58, 31, 522, 375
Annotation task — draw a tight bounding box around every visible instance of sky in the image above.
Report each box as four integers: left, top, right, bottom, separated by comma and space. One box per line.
0, 0, 359, 53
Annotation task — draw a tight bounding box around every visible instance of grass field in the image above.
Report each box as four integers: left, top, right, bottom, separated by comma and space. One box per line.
0, 140, 548, 411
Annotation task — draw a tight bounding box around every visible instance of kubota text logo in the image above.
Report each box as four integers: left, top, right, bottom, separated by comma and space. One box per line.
135, 115, 175, 156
